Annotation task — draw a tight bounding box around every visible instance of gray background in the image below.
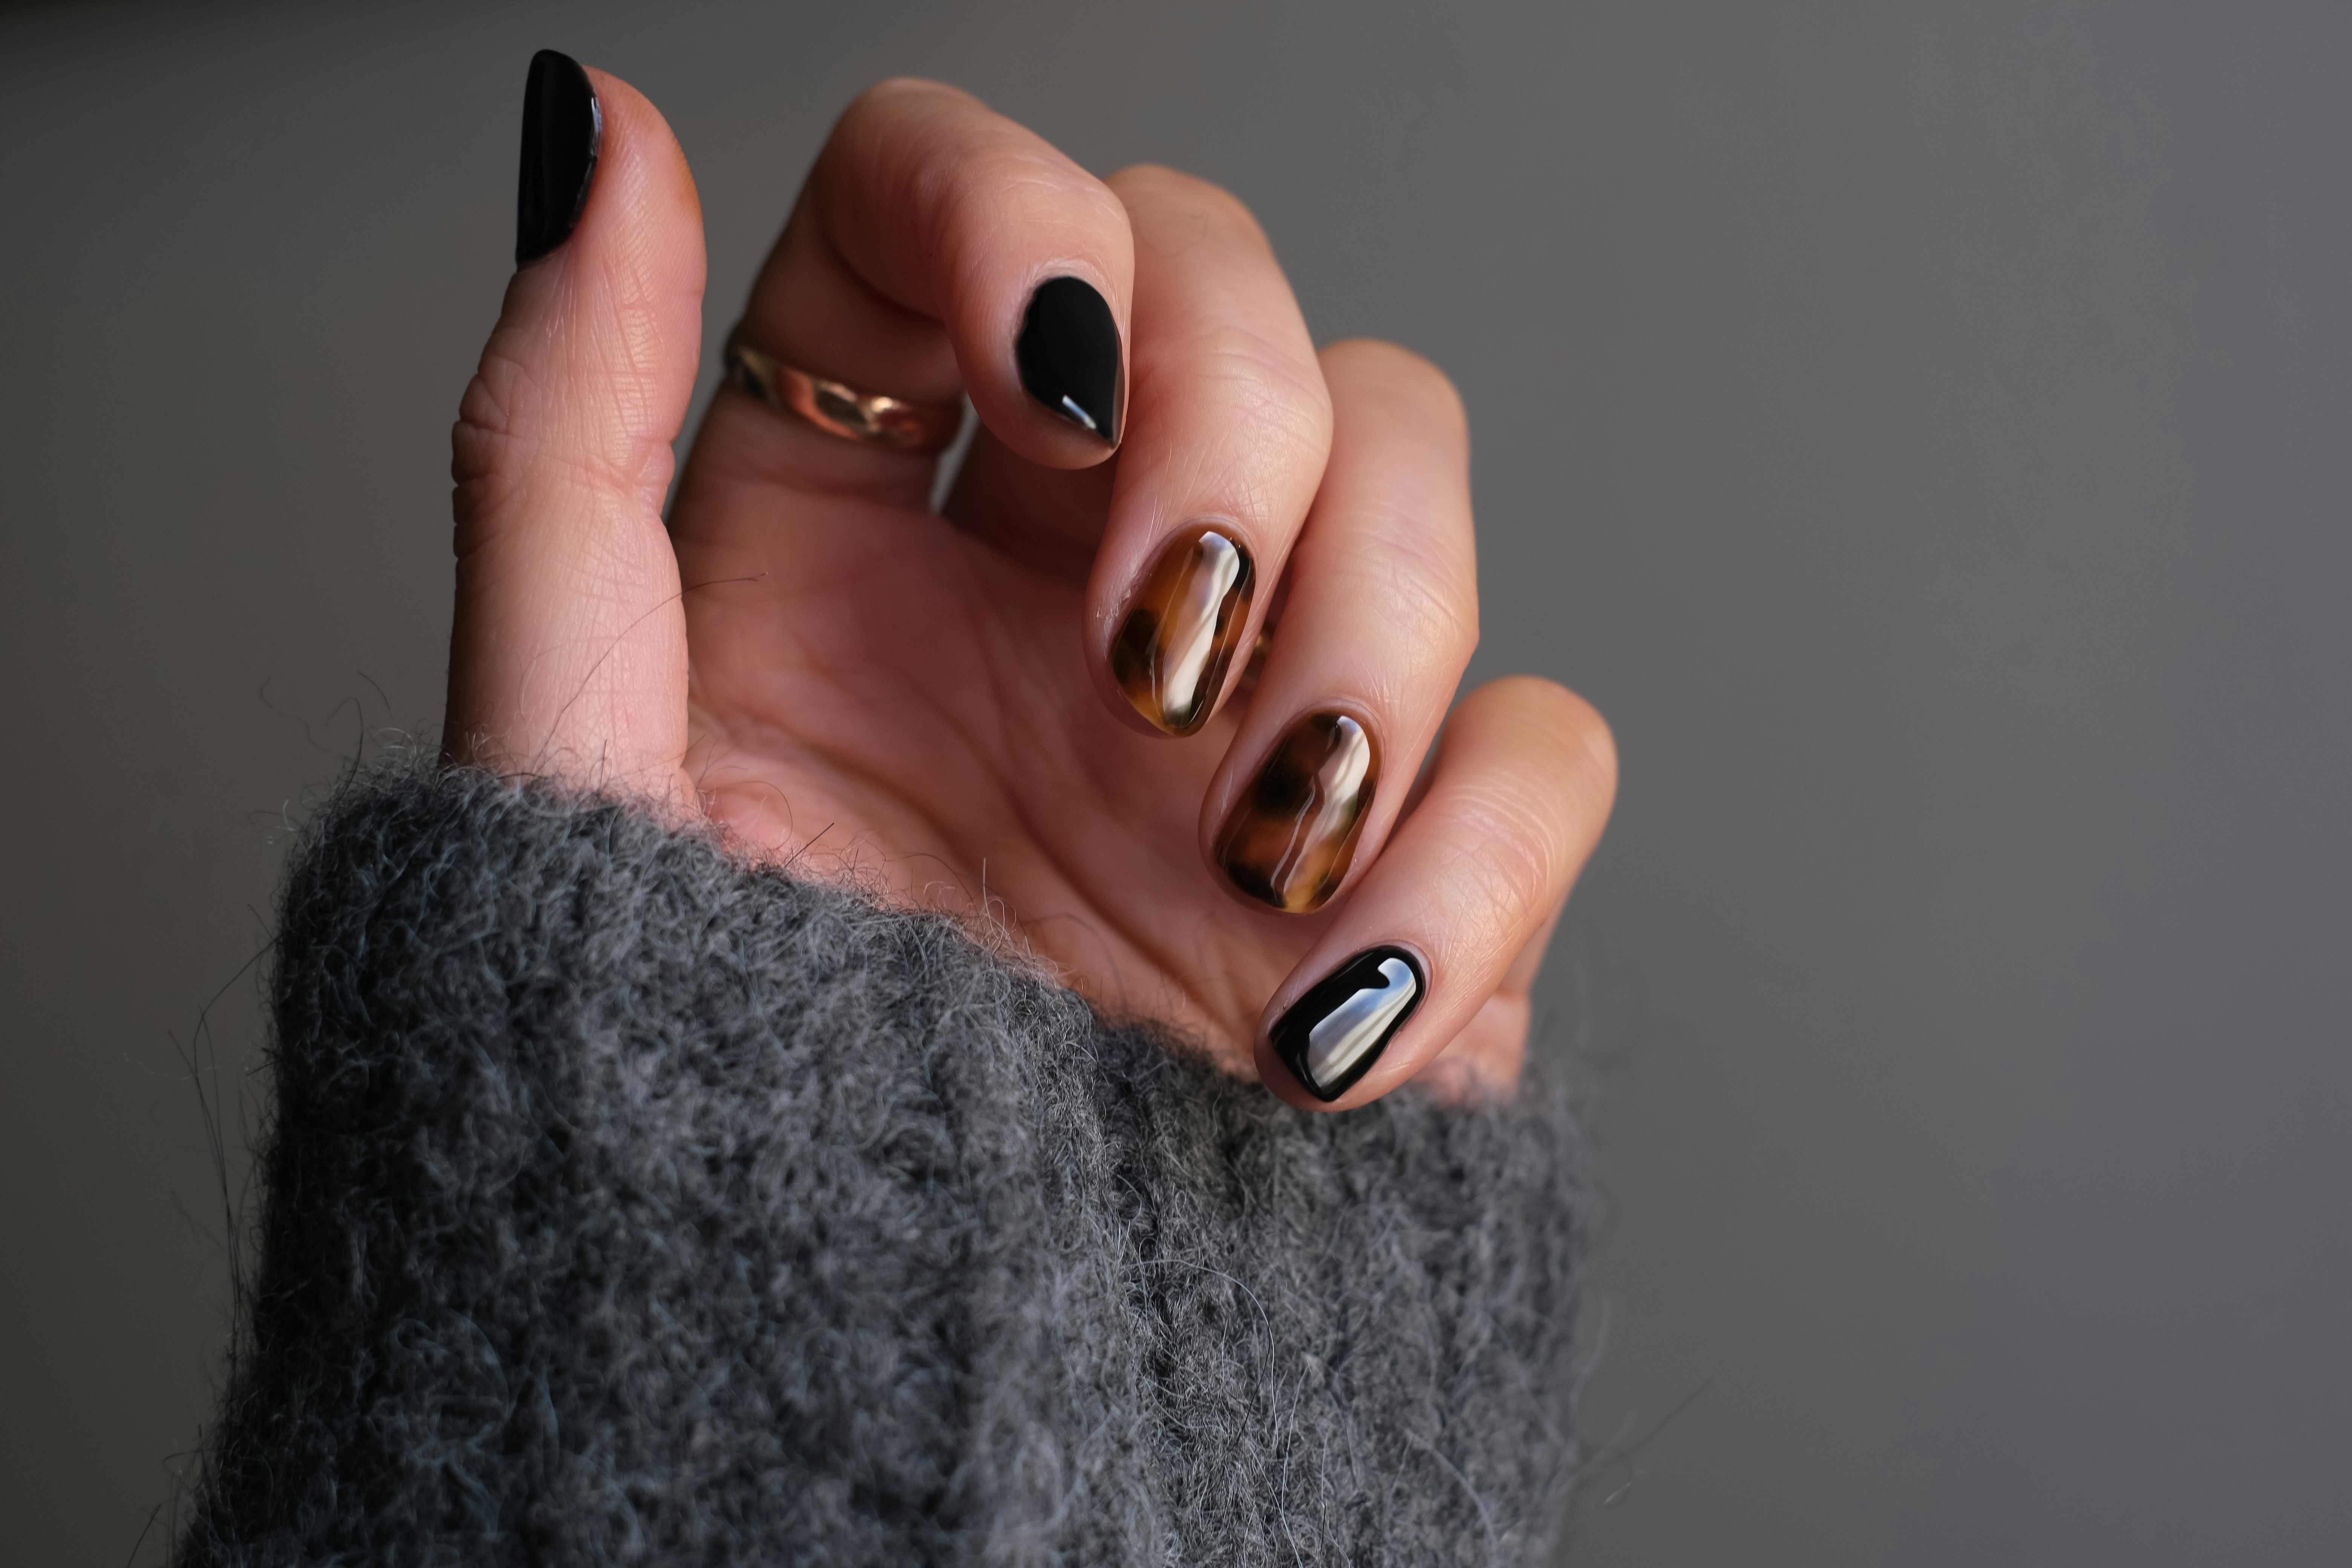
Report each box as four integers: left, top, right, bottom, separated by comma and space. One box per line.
3, 1, 2346, 1562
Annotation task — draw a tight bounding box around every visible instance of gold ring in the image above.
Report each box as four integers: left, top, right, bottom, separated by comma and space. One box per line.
722, 326, 964, 455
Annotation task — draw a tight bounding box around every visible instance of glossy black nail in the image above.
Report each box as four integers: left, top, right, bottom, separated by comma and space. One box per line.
516, 50, 602, 265
1015, 276, 1123, 443
1271, 947, 1427, 1102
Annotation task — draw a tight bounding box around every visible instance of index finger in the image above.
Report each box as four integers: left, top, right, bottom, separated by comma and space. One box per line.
731, 78, 1134, 470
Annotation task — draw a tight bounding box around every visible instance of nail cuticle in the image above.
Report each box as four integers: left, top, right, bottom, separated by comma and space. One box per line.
1271, 945, 1428, 1102
1113, 524, 1256, 735
1215, 709, 1380, 914
516, 49, 602, 265
1015, 276, 1124, 443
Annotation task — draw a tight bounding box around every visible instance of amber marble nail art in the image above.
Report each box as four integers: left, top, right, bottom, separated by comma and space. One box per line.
1216, 712, 1380, 913
1112, 525, 1256, 735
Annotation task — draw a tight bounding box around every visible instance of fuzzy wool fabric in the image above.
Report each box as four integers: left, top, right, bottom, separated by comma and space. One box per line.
176, 767, 1590, 1566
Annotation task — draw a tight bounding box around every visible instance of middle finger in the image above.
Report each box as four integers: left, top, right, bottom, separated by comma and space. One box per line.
1201, 338, 1479, 917
1086, 165, 1334, 738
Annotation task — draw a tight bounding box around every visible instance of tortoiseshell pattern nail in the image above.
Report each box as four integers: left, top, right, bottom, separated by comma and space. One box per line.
1112, 525, 1256, 735
1216, 712, 1380, 913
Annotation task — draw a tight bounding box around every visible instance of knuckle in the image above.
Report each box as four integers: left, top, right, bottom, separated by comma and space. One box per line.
1520, 678, 1619, 800
1386, 546, 1480, 669
1322, 338, 1468, 437
450, 352, 538, 508
449, 343, 671, 543
1157, 318, 1331, 429
1439, 781, 1565, 928
454, 372, 514, 454
940, 142, 1124, 240
1461, 676, 1618, 817
833, 82, 1122, 246
1111, 164, 1272, 248
1326, 503, 1479, 665
842, 77, 972, 127
1568, 700, 1620, 799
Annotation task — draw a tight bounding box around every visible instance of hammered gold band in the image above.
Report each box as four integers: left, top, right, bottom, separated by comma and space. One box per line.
722, 326, 964, 455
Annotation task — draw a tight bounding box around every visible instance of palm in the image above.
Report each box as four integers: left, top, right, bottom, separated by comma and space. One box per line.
671, 420, 1320, 1069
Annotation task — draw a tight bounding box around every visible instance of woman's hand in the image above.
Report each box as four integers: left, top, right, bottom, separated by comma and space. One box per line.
444, 56, 1614, 1110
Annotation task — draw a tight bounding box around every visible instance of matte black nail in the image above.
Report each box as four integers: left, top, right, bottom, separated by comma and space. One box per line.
1015, 276, 1123, 443
516, 50, 602, 265
1271, 947, 1427, 1102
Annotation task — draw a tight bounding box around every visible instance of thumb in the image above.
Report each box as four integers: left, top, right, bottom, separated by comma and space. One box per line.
445, 52, 706, 800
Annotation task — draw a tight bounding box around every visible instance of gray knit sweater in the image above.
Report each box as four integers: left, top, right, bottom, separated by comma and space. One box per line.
176, 767, 1589, 1566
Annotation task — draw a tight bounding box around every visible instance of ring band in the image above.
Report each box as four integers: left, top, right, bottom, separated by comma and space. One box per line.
722, 326, 963, 455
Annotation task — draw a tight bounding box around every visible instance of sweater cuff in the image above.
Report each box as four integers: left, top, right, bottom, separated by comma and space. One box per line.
181, 765, 1590, 1566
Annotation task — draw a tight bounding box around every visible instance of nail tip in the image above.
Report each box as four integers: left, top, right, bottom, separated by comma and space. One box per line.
1132, 702, 1198, 738
1286, 1061, 1349, 1104
1272, 1038, 1348, 1102
1118, 678, 1209, 738
1224, 868, 1331, 916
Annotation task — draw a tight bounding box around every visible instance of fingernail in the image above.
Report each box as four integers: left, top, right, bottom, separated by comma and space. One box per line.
1272, 946, 1426, 1101
1216, 712, 1379, 913
1016, 276, 1123, 443
516, 49, 602, 265
1113, 525, 1257, 735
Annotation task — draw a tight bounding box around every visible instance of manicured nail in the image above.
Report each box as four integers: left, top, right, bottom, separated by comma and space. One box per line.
1015, 276, 1123, 443
1113, 525, 1257, 735
1216, 712, 1379, 913
516, 50, 602, 265
1272, 946, 1426, 1101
